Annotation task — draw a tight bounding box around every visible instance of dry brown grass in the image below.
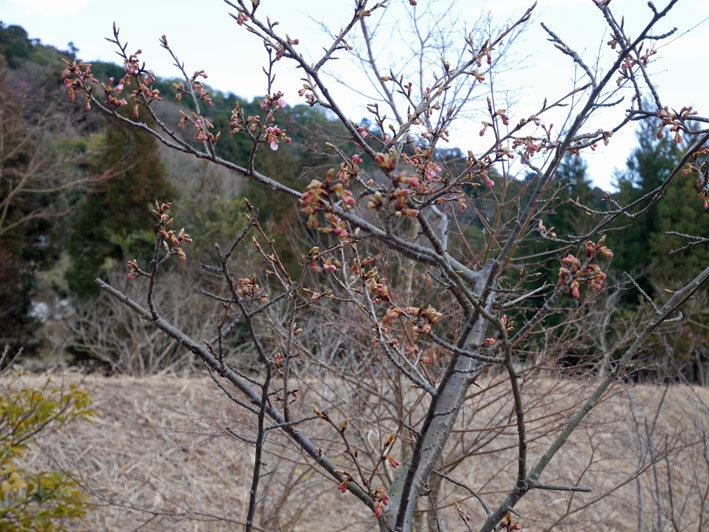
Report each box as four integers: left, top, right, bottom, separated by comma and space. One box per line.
11, 373, 709, 532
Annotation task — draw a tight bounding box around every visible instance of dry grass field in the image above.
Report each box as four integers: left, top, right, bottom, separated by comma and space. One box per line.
13, 373, 709, 531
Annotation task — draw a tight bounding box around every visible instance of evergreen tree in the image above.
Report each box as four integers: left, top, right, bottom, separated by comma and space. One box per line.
548, 155, 604, 238
608, 119, 683, 288
66, 124, 174, 298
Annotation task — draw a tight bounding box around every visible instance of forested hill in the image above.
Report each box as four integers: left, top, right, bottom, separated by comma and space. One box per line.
0, 22, 706, 382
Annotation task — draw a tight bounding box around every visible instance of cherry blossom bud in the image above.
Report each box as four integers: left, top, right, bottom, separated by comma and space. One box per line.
385, 455, 400, 467
599, 246, 614, 258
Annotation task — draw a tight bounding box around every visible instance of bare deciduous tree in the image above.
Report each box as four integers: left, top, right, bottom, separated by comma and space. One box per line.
61, 1, 709, 530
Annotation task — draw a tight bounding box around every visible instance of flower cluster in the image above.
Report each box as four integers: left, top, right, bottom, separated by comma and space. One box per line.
333, 154, 363, 188
585, 236, 614, 259
260, 92, 286, 110
372, 488, 389, 518
363, 267, 390, 304
350, 256, 374, 277
322, 258, 341, 272
407, 305, 443, 335
380, 304, 442, 334
366, 163, 421, 217
100, 76, 128, 110
264, 125, 290, 151
300, 170, 356, 239
558, 237, 612, 299
61, 59, 98, 110
119, 49, 163, 117
154, 202, 192, 261
126, 259, 143, 280
609, 36, 658, 89
479, 105, 509, 138
298, 83, 318, 106
392, 188, 419, 218
537, 219, 557, 238
501, 314, 514, 332
171, 69, 213, 107
190, 69, 212, 106
236, 276, 260, 298
336, 473, 351, 494
229, 102, 260, 134
300, 179, 328, 226
63, 47, 165, 117
682, 145, 709, 208
559, 255, 583, 299
366, 190, 384, 210
160, 227, 191, 261
656, 105, 698, 144
374, 149, 398, 172
235, 11, 249, 25
125, 202, 192, 280
178, 111, 219, 144
499, 511, 522, 531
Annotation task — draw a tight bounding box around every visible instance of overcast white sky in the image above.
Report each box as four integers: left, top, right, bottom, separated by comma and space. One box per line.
3, 0, 708, 190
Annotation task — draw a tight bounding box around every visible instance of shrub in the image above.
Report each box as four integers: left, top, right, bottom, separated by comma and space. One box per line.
0, 348, 94, 531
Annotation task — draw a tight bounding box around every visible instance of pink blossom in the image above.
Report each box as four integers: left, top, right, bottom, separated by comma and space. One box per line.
385, 455, 400, 467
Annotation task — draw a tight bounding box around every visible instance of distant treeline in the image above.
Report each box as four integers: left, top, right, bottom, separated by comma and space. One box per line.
0, 22, 706, 382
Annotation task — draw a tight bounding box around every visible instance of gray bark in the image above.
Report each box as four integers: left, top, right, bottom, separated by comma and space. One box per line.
385, 261, 496, 531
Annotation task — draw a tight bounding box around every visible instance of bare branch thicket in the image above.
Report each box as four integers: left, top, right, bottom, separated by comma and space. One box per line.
0, 67, 119, 240
59, 1, 709, 530
63, 269, 218, 375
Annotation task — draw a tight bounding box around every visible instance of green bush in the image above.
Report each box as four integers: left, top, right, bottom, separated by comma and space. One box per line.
1, 350, 95, 531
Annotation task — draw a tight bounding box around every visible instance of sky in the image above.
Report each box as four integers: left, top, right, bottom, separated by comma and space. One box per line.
3, 0, 708, 190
